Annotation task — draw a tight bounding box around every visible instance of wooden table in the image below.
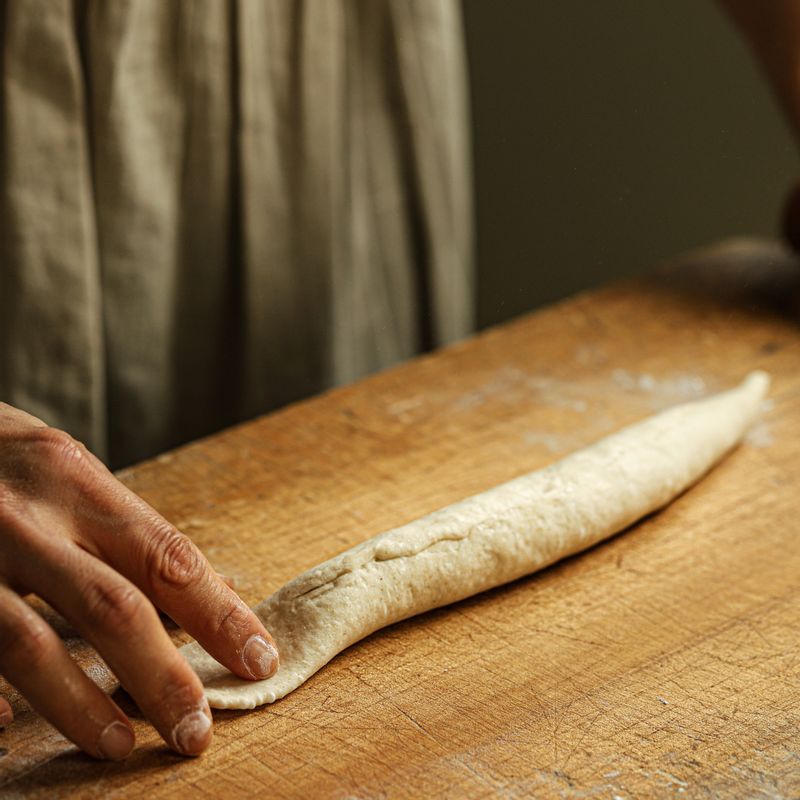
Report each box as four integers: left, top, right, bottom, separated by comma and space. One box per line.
2, 239, 800, 799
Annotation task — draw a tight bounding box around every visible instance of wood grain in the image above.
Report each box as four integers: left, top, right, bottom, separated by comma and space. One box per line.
2, 238, 799, 799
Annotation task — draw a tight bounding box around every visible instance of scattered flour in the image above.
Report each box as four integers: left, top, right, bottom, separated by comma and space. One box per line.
610, 369, 708, 407
449, 364, 772, 452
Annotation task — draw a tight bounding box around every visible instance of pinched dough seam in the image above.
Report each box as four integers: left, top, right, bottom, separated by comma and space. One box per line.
286, 529, 473, 602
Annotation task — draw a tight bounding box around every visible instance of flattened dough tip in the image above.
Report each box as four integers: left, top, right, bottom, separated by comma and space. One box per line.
743, 369, 770, 398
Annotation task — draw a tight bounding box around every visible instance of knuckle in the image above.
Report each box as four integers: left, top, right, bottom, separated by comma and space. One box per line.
30, 428, 86, 469
31, 426, 73, 451
84, 580, 148, 634
0, 614, 53, 671
145, 523, 205, 590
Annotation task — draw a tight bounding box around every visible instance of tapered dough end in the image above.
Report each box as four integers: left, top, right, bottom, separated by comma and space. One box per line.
734, 370, 771, 426
742, 370, 771, 399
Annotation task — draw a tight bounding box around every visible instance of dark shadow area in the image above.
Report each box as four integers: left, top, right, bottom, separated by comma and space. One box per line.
643, 239, 800, 321
1, 742, 191, 797
463, 1, 797, 327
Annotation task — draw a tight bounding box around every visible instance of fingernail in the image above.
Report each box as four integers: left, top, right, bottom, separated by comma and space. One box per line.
243, 634, 279, 679
173, 709, 212, 756
97, 720, 134, 760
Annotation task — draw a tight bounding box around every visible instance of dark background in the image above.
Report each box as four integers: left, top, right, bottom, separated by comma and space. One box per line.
463, 0, 798, 328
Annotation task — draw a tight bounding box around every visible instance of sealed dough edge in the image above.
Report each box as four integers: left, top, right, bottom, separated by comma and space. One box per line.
182, 371, 770, 709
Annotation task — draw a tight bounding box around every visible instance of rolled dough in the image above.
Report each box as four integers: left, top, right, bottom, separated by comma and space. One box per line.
182, 371, 769, 709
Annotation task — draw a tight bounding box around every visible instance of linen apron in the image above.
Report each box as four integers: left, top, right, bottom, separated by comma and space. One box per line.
0, 0, 473, 467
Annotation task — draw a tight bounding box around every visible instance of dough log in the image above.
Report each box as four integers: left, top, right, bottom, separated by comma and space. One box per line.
182, 371, 770, 709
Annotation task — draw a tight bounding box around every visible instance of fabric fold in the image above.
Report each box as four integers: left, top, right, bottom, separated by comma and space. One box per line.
1, 0, 473, 467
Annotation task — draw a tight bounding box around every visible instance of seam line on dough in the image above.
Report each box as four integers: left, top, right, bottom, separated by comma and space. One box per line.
286, 530, 474, 602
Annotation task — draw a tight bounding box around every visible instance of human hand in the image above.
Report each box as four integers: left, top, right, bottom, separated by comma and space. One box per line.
0, 403, 278, 758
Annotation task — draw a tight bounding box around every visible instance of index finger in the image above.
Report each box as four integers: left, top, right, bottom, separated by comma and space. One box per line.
75, 474, 278, 683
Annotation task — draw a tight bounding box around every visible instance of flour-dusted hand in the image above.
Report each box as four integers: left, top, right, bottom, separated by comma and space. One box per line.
0, 404, 278, 759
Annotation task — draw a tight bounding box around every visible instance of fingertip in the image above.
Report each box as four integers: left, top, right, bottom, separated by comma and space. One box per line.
96, 719, 135, 761
197, 593, 279, 682
242, 633, 279, 680
172, 703, 213, 757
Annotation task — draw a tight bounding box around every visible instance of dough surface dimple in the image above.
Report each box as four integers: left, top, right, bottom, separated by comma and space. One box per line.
182, 371, 770, 709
